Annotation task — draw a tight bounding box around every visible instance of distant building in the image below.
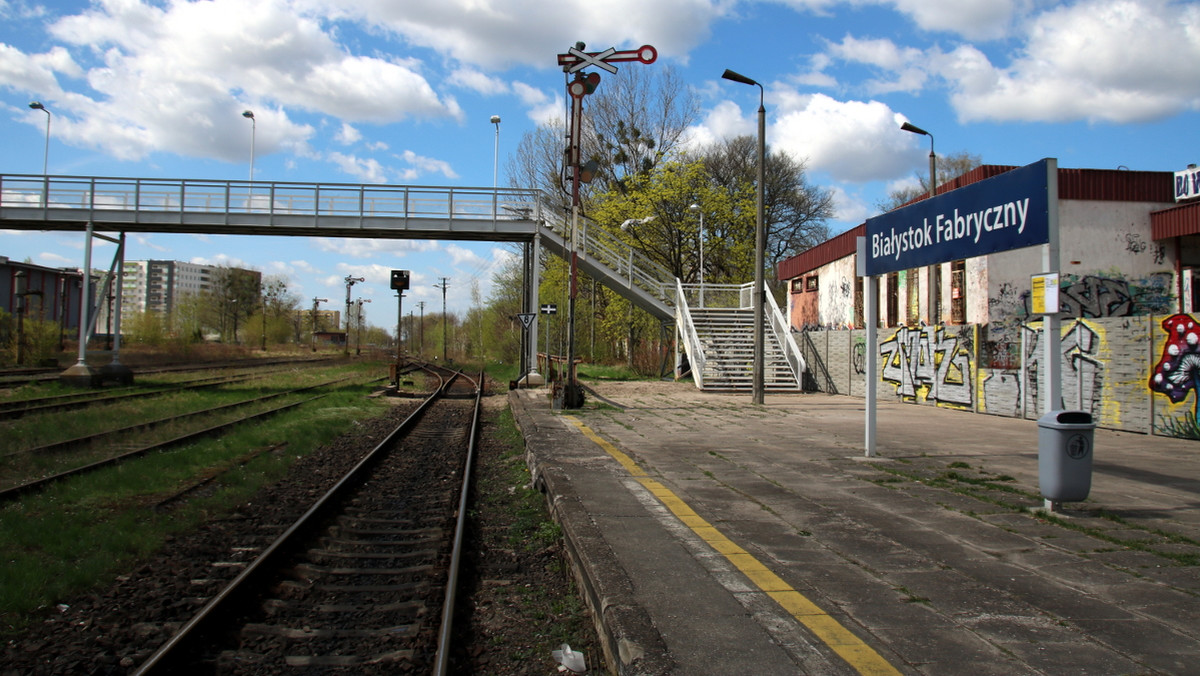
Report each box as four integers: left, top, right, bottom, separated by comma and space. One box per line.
295, 309, 341, 333
0, 256, 87, 330
120, 260, 259, 321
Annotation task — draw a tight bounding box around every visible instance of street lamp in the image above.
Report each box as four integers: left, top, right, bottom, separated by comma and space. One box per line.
690, 203, 705, 308
490, 115, 501, 188
900, 120, 936, 197
722, 68, 766, 405
620, 216, 655, 231
242, 110, 256, 182
29, 101, 50, 175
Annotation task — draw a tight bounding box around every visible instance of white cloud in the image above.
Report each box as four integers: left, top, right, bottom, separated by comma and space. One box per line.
313, 0, 720, 69
310, 236, 438, 259
0, 44, 79, 94
445, 243, 484, 267
398, 149, 458, 179
944, 0, 1200, 123
14, 0, 461, 163
826, 35, 927, 94
448, 67, 508, 95
771, 92, 915, 183
887, 0, 1022, 40
335, 122, 362, 145
328, 151, 388, 183
39, 251, 73, 265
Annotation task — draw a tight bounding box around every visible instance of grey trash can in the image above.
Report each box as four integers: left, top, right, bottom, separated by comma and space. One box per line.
1038, 410, 1095, 503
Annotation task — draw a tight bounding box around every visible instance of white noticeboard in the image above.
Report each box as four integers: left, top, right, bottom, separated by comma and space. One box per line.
1031, 272, 1059, 315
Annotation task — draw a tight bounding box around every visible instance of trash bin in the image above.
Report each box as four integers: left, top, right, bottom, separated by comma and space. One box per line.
1038, 410, 1095, 503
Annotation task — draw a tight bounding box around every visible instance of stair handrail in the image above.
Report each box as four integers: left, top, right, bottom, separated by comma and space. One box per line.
764, 290, 806, 385
675, 279, 706, 389
539, 203, 676, 304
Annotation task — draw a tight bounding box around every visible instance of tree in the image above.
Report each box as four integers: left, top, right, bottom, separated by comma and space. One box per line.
509, 66, 699, 201
589, 160, 755, 284
700, 136, 834, 271
876, 150, 983, 212
208, 266, 263, 343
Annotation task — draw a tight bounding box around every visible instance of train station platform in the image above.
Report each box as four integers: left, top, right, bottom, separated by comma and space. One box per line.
509, 381, 1200, 676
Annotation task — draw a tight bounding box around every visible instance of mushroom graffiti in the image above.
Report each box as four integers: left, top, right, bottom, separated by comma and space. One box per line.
1149, 314, 1200, 417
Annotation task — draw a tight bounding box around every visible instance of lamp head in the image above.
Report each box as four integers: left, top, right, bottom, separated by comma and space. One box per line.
689, 203, 700, 211
242, 110, 255, 119
721, 69, 758, 87
900, 121, 929, 136
29, 101, 45, 110
490, 115, 501, 124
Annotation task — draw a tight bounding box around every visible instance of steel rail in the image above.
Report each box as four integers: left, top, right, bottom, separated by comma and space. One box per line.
434, 369, 484, 675
0, 371, 270, 420
0, 394, 328, 503
2, 373, 362, 459
133, 365, 452, 674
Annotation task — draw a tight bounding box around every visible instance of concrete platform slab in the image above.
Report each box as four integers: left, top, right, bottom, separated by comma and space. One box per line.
510, 381, 1200, 675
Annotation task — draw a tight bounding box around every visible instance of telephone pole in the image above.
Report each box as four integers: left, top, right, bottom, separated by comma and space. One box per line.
433, 278, 449, 361
342, 276, 365, 354
310, 297, 328, 352
417, 301, 426, 357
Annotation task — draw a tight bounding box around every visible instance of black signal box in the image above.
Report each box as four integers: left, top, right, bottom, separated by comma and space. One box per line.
390, 270, 410, 291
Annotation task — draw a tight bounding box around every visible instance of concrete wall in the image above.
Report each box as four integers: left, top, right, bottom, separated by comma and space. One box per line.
798, 313, 1200, 440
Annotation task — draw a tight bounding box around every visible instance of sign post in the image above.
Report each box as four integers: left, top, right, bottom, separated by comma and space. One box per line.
858, 158, 1059, 457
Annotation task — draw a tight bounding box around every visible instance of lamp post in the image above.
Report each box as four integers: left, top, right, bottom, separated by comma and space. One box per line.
900, 121, 936, 197
242, 110, 256, 182
690, 203, 705, 308
901, 120, 939, 325
490, 115, 501, 188
722, 68, 766, 405
29, 102, 50, 175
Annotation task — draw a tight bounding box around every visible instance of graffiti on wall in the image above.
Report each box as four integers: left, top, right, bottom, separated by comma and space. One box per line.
879, 325, 973, 408
1150, 314, 1200, 437
1058, 273, 1173, 318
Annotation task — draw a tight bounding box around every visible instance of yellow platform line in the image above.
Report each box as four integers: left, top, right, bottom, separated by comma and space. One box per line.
564, 415, 901, 676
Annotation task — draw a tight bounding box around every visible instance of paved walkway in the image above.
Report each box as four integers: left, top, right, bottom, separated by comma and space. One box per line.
509, 381, 1200, 676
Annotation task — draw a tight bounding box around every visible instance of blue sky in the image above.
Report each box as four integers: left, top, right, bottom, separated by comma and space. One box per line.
2, 0, 1198, 329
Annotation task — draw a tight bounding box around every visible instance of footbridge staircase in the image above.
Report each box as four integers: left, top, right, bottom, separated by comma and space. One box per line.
538, 208, 805, 392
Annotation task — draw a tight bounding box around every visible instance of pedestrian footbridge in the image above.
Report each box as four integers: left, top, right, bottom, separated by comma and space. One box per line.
0, 173, 805, 390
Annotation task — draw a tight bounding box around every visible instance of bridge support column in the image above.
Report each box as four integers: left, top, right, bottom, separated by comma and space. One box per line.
520, 230, 545, 387
60, 222, 100, 387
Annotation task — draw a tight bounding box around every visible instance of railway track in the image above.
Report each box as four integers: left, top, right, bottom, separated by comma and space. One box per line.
0, 373, 388, 502
133, 362, 482, 674
0, 361, 341, 420
0, 355, 342, 390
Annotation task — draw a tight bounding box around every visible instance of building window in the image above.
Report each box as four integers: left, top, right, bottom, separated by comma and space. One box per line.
930, 264, 942, 325
950, 260, 966, 324
886, 272, 900, 327
906, 268, 919, 325
791, 278, 804, 293
805, 275, 819, 292
854, 275, 863, 328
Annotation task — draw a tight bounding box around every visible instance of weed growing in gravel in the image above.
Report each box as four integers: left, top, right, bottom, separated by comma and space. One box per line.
0, 364, 390, 637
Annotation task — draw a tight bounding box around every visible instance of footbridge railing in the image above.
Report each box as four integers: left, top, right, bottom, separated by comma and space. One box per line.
0, 174, 543, 240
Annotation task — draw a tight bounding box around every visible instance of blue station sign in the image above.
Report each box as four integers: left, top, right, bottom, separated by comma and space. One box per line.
862, 158, 1053, 277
